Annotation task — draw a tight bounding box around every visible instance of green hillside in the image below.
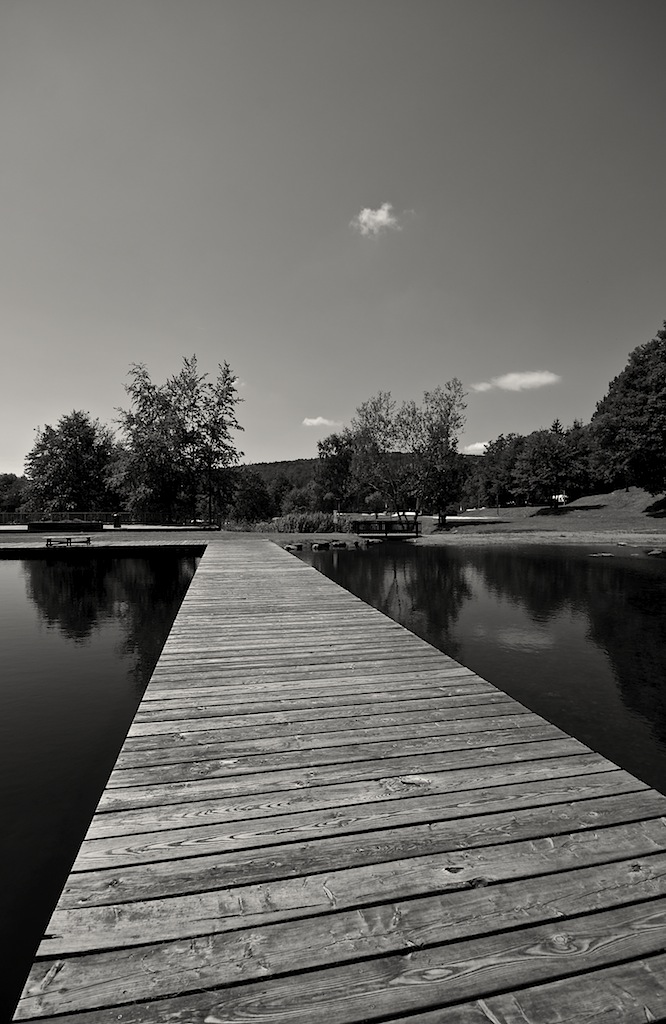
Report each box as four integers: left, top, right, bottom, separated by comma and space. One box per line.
447, 488, 666, 536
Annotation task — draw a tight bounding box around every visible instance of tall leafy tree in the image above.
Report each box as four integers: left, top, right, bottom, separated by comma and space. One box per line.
560, 419, 598, 498
115, 356, 243, 522
347, 380, 467, 514
0, 473, 27, 513
280, 480, 324, 514
316, 430, 359, 511
512, 426, 568, 505
24, 411, 117, 514
230, 469, 274, 522
591, 322, 666, 494
483, 433, 526, 507
268, 473, 293, 515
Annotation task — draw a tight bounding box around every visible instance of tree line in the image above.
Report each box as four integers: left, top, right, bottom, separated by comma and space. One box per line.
2, 322, 665, 522
312, 321, 666, 516
5, 357, 244, 523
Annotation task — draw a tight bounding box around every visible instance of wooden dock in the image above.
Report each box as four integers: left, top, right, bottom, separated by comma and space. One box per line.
14, 538, 666, 1022
351, 516, 420, 539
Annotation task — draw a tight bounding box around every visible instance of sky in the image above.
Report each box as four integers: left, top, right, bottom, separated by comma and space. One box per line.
1, 0, 664, 475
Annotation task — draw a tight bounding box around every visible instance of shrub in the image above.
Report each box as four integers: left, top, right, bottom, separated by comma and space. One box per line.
271, 512, 353, 533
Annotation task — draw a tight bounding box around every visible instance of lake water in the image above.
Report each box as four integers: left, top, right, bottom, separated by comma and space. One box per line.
1, 551, 198, 1018
303, 542, 666, 796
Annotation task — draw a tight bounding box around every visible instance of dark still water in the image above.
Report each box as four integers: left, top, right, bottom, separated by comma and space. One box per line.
304, 543, 666, 796
1, 551, 198, 1018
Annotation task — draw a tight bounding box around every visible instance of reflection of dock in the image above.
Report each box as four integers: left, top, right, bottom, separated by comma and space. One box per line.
15, 538, 666, 1021
351, 515, 420, 539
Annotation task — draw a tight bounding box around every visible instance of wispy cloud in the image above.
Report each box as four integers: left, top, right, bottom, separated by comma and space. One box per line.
303, 416, 341, 428
463, 441, 488, 455
351, 202, 401, 237
471, 371, 561, 393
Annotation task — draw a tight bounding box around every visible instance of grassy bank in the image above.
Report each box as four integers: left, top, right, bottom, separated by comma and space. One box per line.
432, 487, 664, 535
261, 487, 666, 553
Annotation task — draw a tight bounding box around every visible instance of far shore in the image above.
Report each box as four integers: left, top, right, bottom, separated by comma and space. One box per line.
1, 487, 665, 555
415, 529, 666, 550
2, 524, 666, 556
266, 527, 666, 554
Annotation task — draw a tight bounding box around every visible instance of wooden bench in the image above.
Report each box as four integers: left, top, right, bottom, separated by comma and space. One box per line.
45, 536, 91, 548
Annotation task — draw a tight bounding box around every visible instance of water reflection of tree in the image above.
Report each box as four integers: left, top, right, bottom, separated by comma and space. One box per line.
23, 554, 197, 691
438, 547, 666, 757
464, 546, 591, 622
584, 560, 666, 747
316, 546, 472, 661
23, 557, 111, 642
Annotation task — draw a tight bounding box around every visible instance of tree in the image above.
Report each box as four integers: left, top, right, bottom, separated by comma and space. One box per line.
115, 356, 243, 522
0, 473, 27, 514
280, 480, 324, 514
24, 411, 117, 514
347, 381, 467, 514
591, 323, 666, 494
483, 433, 526, 507
230, 469, 274, 522
316, 431, 359, 511
268, 473, 292, 515
364, 490, 385, 515
459, 456, 490, 510
512, 427, 568, 505
560, 420, 598, 499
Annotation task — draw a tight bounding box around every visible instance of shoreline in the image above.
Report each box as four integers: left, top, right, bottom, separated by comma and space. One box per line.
414, 528, 666, 550
0, 525, 665, 555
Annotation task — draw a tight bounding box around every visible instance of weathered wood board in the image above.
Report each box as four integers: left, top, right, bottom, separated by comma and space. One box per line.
14, 537, 666, 1022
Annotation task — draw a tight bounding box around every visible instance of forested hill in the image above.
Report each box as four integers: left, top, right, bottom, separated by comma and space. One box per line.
247, 453, 484, 484
245, 454, 480, 491
244, 459, 319, 489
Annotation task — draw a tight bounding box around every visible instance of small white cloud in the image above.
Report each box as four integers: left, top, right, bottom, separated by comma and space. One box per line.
464, 442, 488, 455
303, 416, 341, 428
471, 370, 561, 393
494, 371, 561, 391
351, 202, 401, 237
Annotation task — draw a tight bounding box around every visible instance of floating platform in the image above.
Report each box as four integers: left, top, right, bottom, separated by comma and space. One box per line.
14, 538, 666, 1021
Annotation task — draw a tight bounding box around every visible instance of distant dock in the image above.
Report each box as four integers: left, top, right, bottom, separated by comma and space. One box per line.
350, 514, 421, 539
15, 537, 666, 1021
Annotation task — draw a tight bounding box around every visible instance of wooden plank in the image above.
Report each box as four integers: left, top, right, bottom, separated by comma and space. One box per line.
59, 790, 666, 906
147, 662, 476, 688
144, 664, 479, 690
365, 953, 666, 1023
105, 724, 571, 787
155, 634, 437, 655
87, 752, 620, 838
125, 701, 528, 744
140, 671, 483, 701
39, 820, 666, 956
73, 771, 649, 871
132, 691, 513, 723
115, 712, 542, 766
95, 738, 604, 811
20, 858, 666, 1016
19, 900, 666, 1022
